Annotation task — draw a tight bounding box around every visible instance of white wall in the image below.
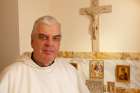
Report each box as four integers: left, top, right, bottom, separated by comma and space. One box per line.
100, 0, 140, 52
0, 0, 20, 71
18, 0, 140, 54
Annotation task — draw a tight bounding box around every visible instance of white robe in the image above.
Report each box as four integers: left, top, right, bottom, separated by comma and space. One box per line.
0, 58, 90, 93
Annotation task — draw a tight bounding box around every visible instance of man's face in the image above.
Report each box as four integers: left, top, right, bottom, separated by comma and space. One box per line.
31, 23, 61, 66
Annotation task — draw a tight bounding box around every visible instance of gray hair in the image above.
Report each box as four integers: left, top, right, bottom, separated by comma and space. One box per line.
31, 15, 61, 40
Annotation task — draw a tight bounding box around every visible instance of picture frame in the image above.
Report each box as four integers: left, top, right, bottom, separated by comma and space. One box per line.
115, 65, 130, 83
107, 81, 115, 93
89, 60, 104, 79
86, 80, 104, 93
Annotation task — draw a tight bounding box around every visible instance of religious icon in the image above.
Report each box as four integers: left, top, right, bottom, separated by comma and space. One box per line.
107, 81, 115, 93
89, 60, 104, 79
86, 80, 104, 93
116, 65, 130, 83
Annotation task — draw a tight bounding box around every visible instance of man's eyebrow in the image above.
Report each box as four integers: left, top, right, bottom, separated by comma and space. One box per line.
38, 33, 61, 36
53, 34, 61, 37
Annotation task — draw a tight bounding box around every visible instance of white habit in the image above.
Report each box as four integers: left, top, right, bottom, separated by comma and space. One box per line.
0, 57, 90, 93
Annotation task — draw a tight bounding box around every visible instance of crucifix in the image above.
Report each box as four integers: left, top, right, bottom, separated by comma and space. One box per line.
80, 0, 112, 52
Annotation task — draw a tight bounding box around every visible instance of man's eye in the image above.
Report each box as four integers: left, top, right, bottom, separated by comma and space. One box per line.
53, 37, 61, 41
38, 34, 48, 40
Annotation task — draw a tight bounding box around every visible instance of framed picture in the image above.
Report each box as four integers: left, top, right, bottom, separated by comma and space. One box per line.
107, 81, 115, 93
86, 80, 104, 93
89, 60, 104, 79
116, 65, 130, 83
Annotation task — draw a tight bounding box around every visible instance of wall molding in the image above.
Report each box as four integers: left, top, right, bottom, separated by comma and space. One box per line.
58, 51, 140, 60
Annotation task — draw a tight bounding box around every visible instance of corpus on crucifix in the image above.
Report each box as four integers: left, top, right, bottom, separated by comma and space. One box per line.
80, 0, 112, 52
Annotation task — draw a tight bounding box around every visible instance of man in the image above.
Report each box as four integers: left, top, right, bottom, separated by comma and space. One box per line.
0, 16, 90, 93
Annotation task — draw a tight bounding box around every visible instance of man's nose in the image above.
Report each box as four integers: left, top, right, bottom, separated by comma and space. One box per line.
44, 38, 53, 46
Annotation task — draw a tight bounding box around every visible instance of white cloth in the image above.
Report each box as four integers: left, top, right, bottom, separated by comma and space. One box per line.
0, 58, 90, 93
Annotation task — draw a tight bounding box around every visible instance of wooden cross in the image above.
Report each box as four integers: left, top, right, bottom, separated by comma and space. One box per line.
80, 0, 112, 52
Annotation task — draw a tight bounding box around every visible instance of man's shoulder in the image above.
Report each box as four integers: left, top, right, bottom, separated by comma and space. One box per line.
6, 61, 25, 69
0, 59, 29, 77
55, 58, 78, 72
